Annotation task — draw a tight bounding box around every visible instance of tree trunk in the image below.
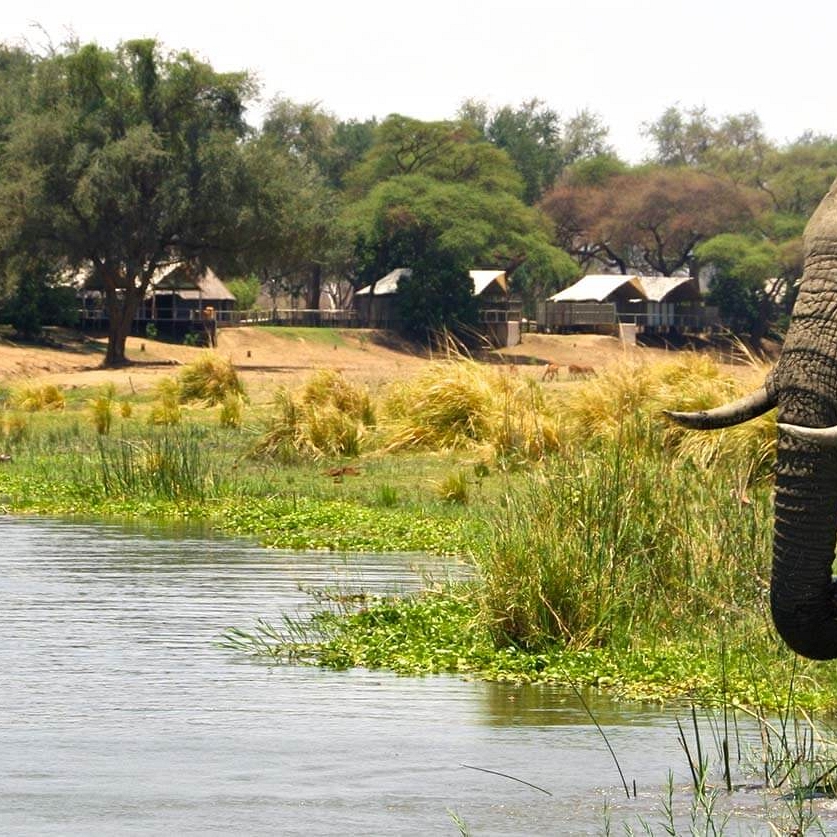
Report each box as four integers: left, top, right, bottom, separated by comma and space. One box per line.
305, 264, 322, 311
103, 286, 142, 367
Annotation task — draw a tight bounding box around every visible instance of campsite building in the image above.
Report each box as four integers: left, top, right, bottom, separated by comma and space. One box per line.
78, 264, 237, 340
537, 274, 716, 336
354, 267, 522, 346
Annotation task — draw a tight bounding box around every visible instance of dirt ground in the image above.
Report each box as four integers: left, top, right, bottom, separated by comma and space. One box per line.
0, 326, 740, 401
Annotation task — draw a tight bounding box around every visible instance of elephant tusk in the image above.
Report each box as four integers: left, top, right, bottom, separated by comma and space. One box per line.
777, 422, 837, 447
663, 385, 776, 430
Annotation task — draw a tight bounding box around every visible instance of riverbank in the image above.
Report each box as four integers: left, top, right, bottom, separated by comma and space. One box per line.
1, 330, 832, 715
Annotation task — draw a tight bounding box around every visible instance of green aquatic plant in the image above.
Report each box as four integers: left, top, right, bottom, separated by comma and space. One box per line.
97, 429, 213, 502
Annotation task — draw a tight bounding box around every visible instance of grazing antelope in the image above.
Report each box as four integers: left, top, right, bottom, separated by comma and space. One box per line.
542, 363, 561, 381
568, 364, 596, 379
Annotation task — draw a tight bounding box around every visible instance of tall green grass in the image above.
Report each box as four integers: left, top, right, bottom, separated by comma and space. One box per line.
473, 427, 771, 650
97, 428, 215, 502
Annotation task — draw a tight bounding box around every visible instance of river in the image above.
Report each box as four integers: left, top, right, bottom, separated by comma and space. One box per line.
1, 516, 835, 835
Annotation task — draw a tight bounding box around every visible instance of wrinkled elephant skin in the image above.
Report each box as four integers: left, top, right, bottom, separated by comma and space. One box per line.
667, 176, 837, 660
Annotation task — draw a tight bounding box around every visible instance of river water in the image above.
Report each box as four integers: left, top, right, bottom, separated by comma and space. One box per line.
1, 516, 835, 835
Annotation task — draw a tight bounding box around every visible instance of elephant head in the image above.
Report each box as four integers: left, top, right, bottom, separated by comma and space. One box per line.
667, 176, 837, 660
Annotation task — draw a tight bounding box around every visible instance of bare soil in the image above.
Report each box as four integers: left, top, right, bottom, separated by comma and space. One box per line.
0, 326, 745, 400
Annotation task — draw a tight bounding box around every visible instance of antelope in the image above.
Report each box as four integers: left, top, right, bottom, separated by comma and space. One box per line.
542, 363, 561, 381
568, 364, 596, 379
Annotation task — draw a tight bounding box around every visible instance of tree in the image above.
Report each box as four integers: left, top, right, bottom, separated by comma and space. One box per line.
226, 276, 260, 311
642, 105, 771, 186
540, 167, 765, 276
343, 115, 577, 320
252, 99, 360, 311
0, 252, 77, 338
262, 97, 376, 190
0, 39, 256, 366
346, 114, 523, 197
696, 233, 797, 341
459, 99, 612, 204
344, 172, 577, 319
395, 255, 478, 341
475, 98, 564, 204
234, 132, 349, 314
758, 133, 837, 217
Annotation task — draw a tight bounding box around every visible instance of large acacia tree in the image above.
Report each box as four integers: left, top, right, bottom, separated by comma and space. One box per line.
343, 115, 578, 324
540, 167, 765, 276
0, 39, 256, 365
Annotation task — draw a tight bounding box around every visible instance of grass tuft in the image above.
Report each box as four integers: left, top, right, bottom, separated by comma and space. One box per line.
179, 354, 246, 405
12, 383, 65, 412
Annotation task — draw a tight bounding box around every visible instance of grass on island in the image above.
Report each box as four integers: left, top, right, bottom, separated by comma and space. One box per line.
3, 347, 837, 717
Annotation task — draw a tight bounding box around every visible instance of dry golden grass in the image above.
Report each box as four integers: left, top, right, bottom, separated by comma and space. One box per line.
178, 354, 246, 406
557, 352, 774, 476
11, 383, 65, 412
148, 377, 182, 426
381, 359, 561, 463
254, 370, 374, 461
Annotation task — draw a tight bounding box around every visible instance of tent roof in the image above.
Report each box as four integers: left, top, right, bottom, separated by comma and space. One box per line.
550, 274, 647, 303
640, 275, 701, 302
355, 267, 507, 297
72, 262, 235, 301
354, 268, 412, 296
470, 269, 507, 295
152, 265, 235, 300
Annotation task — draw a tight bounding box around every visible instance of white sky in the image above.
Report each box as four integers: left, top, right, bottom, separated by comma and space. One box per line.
6, 0, 837, 163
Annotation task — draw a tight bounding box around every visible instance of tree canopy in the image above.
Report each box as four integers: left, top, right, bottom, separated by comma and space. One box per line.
343, 115, 579, 323
3, 36, 837, 349
540, 167, 766, 276
0, 39, 256, 364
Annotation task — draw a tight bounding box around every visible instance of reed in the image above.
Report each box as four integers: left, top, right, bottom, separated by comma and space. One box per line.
473, 429, 771, 650
96, 428, 212, 501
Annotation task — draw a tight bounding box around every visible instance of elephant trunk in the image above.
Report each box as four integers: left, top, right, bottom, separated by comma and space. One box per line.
771, 430, 837, 659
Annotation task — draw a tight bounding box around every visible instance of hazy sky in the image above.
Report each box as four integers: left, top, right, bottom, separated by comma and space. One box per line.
6, 0, 837, 162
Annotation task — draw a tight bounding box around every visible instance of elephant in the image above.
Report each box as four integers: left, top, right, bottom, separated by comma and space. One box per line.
666, 175, 837, 660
